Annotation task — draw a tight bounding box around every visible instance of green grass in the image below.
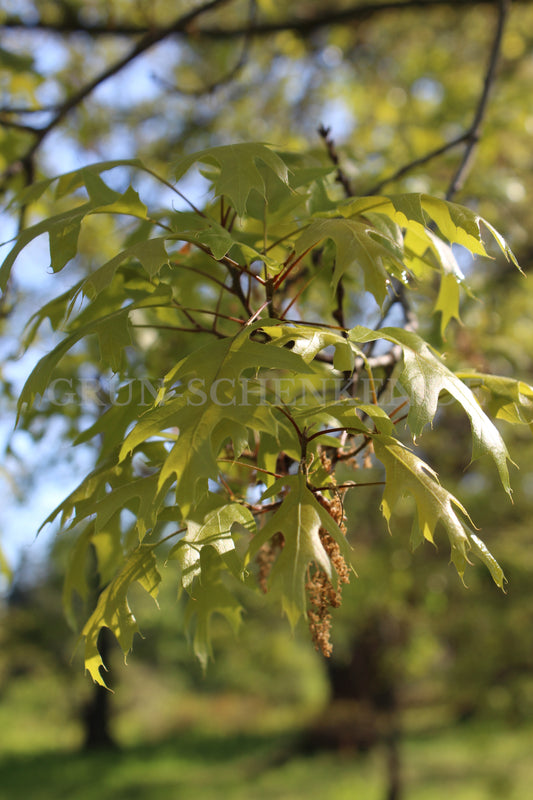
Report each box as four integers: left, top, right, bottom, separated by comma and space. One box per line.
0, 671, 531, 799
0, 721, 531, 800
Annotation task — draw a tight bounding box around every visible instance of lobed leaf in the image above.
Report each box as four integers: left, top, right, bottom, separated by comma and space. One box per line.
81, 544, 161, 687
183, 547, 244, 670
373, 435, 505, 588
247, 472, 352, 626
173, 143, 290, 216
349, 326, 513, 495
169, 500, 255, 587
293, 217, 405, 304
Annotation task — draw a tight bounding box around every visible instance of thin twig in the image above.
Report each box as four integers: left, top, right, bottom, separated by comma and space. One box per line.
169, 261, 232, 292
0, 0, 234, 195
131, 323, 224, 338
318, 125, 353, 197
367, 0, 510, 198
366, 133, 473, 196
1, 1, 527, 38
307, 426, 364, 443
154, 527, 187, 547
197, 0, 530, 38
0, 105, 58, 114
171, 300, 246, 325
310, 481, 386, 491
445, 0, 510, 200
0, 118, 39, 133
278, 261, 328, 320
217, 458, 284, 479
151, 0, 257, 98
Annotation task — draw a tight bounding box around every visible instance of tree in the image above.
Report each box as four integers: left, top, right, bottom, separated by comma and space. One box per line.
1, 0, 532, 694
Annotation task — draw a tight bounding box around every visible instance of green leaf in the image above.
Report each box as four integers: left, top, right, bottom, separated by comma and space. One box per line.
16, 307, 131, 416
260, 323, 360, 366
81, 544, 161, 687
293, 218, 405, 304
40, 463, 115, 533
184, 547, 243, 670
83, 238, 169, 297
247, 472, 351, 626
21, 279, 85, 349
456, 372, 533, 429
299, 400, 390, 436
173, 143, 290, 216
169, 501, 255, 587
434, 272, 462, 337
88, 474, 162, 541
18, 286, 173, 416
1, 204, 91, 289
62, 527, 94, 628
349, 326, 512, 495
94, 184, 148, 218
1, 177, 152, 289
339, 192, 519, 270
92, 519, 124, 587
373, 435, 504, 588
83, 170, 120, 205
119, 328, 313, 515
54, 159, 146, 199
469, 533, 506, 589
48, 216, 83, 271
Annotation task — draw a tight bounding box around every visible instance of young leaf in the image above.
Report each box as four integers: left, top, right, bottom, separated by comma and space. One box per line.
169, 501, 255, 587
373, 435, 505, 588
119, 329, 313, 515
247, 472, 351, 626
349, 326, 513, 495
456, 372, 533, 429
173, 143, 290, 216
184, 547, 244, 671
82, 237, 169, 297
81, 544, 161, 687
293, 218, 405, 304
339, 192, 518, 266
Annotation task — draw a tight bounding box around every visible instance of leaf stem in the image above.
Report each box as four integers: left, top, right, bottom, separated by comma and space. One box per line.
217, 458, 284, 479
154, 527, 187, 548
310, 481, 386, 491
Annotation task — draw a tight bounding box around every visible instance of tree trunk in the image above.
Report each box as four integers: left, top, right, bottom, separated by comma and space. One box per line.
303, 609, 406, 800
384, 722, 402, 800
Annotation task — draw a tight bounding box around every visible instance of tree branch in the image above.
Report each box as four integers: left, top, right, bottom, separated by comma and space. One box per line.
366, 0, 510, 197
318, 125, 354, 198
445, 0, 510, 200
151, 0, 257, 98
199, 0, 529, 37
1, 0, 529, 38
0, 0, 234, 196
30, 0, 233, 152
317, 126, 352, 330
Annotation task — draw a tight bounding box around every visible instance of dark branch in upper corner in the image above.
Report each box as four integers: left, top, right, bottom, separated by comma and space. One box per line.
150, 0, 256, 98
30, 0, 233, 150
0, 0, 234, 205
1, 0, 529, 38
445, 0, 510, 200
366, 0, 510, 197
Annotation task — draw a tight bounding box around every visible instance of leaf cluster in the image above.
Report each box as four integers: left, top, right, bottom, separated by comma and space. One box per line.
2, 142, 530, 684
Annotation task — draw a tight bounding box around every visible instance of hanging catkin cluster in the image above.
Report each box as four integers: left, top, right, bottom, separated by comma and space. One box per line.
307, 490, 351, 657
256, 531, 285, 594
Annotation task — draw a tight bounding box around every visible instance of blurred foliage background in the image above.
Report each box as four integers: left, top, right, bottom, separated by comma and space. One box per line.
1, 1, 533, 798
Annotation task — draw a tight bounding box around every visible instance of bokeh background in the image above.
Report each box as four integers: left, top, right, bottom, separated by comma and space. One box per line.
1, 2, 533, 798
